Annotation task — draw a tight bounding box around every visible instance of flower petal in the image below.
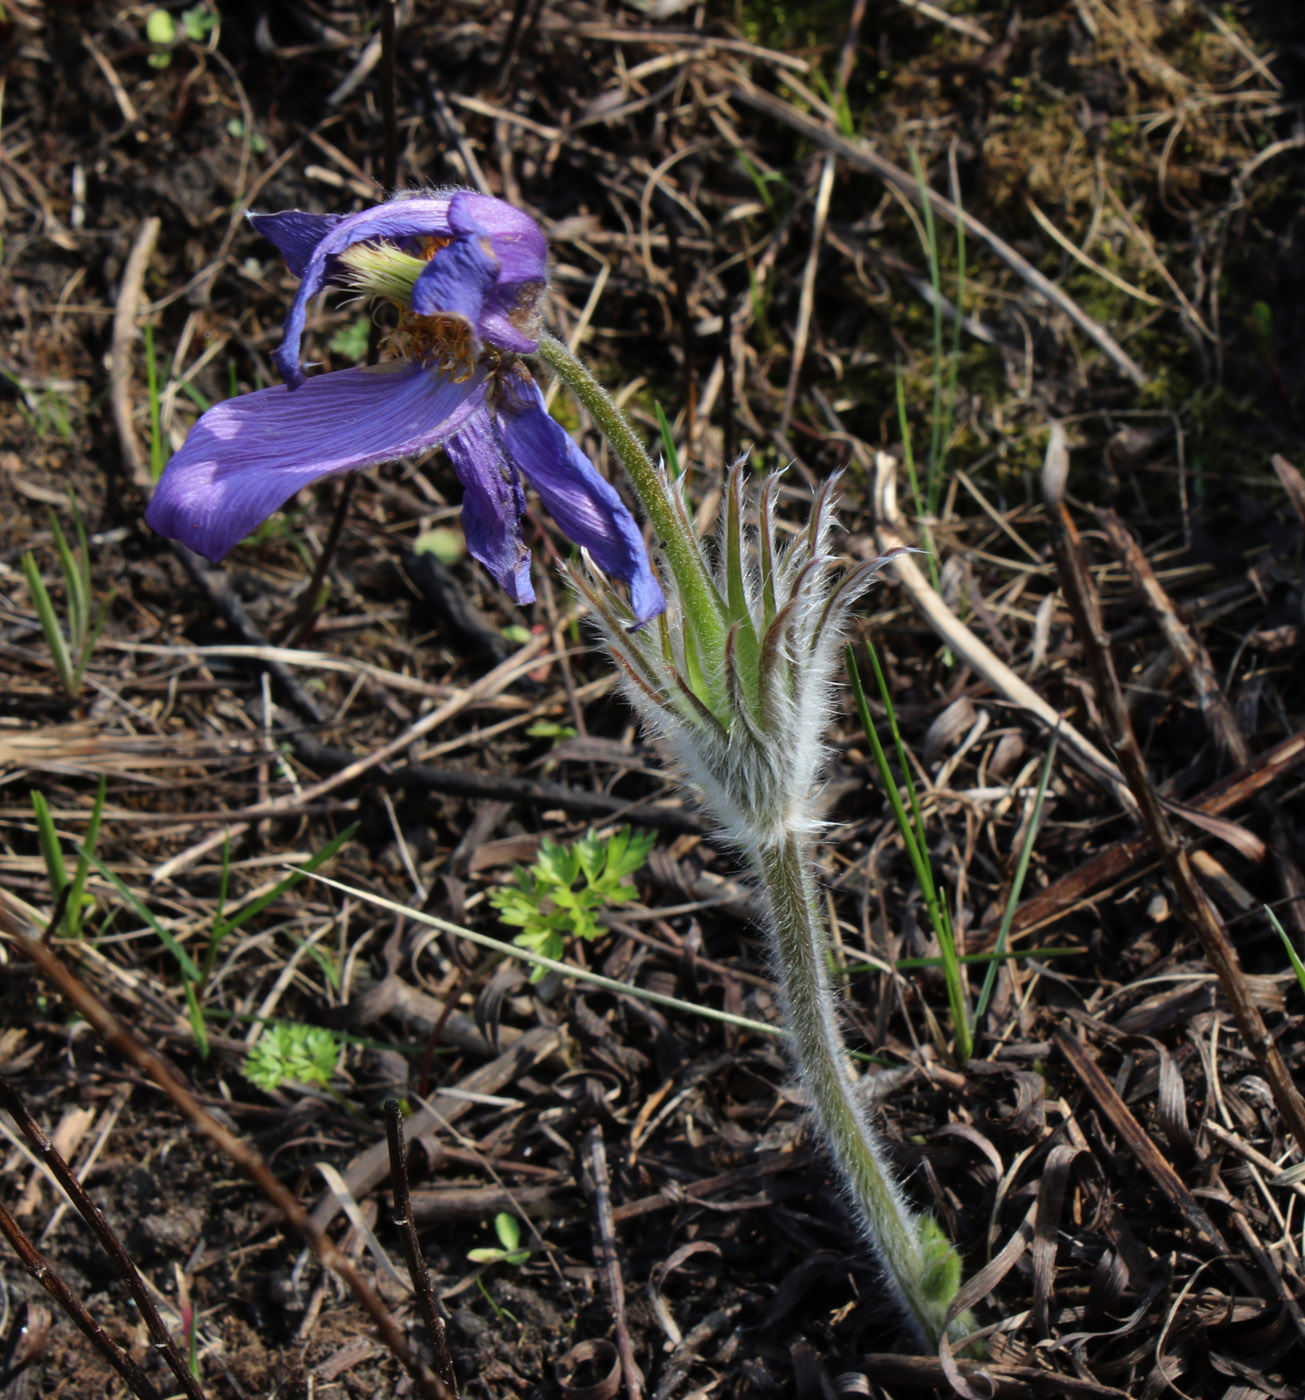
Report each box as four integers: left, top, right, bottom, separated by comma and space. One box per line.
147, 362, 487, 562
452, 191, 547, 353
452, 192, 547, 285
445, 406, 534, 604
409, 230, 498, 333
272, 195, 456, 386
496, 376, 665, 626
247, 210, 345, 277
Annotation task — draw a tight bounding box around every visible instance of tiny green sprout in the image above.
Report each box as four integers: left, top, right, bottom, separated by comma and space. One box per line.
467, 1213, 530, 1267
243, 1024, 341, 1092
413, 526, 465, 565
145, 9, 176, 45
524, 719, 577, 742
145, 8, 175, 66
225, 117, 267, 155
327, 314, 372, 362
180, 3, 217, 42
488, 828, 655, 982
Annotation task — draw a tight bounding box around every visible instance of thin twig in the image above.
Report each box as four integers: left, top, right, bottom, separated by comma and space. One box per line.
871, 451, 1124, 793
873, 450, 1263, 861
0, 910, 452, 1400
1044, 426, 1305, 1156
0, 1075, 208, 1400
0, 1201, 164, 1400
730, 83, 1147, 385
385, 1100, 459, 1399
1097, 506, 1305, 935
583, 1125, 643, 1400
110, 217, 161, 491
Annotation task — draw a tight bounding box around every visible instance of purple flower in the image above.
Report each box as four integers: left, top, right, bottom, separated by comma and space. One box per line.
145, 191, 664, 626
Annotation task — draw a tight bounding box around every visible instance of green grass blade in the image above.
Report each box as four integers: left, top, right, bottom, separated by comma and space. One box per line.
303, 869, 786, 1040
70, 490, 93, 622
63, 776, 107, 940
655, 402, 681, 480
22, 551, 75, 694
72, 593, 112, 689
974, 734, 1059, 1024
145, 321, 167, 482
205, 833, 234, 977
30, 790, 69, 926
215, 823, 356, 936
909, 145, 947, 517
1267, 906, 1305, 997
48, 510, 88, 648
184, 980, 211, 1058
846, 643, 971, 1060
80, 850, 202, 982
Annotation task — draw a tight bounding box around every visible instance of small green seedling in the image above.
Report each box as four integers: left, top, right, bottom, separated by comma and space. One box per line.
328, 315, 371, 361
145, 4, 217, 66
225, 117, 266, 153
31, 777, 106, 938
468, 1212, 529, 1323
87, 824, 354, 1056
467, 1212, 531, 1268
21, 494, 111, 698
243, 1024, 341, 1092
489, 827, 654, 980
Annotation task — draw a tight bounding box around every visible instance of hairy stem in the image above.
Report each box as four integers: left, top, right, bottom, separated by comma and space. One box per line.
756, 832, 961, 1349
535, 333, 724, 645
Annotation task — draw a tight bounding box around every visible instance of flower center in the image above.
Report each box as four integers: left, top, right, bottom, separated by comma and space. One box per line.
386, 309, 479, 382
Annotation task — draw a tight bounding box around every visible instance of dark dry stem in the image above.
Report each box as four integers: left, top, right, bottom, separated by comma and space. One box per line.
0, 1074, 209, 1400
0, 910, 454, 1400
1046, 487, 1305, 1156
0, 1200, 163, 1400
385, 1100, 460, 1399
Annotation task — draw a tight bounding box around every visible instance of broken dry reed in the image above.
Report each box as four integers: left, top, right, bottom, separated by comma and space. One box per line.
0, 905, 453, 1400
0, 1074, 208, 1400
1043, 425, 1305, 1156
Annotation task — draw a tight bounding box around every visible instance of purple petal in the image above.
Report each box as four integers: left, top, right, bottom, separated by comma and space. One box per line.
147, 362, 487, 562
445, 407, 534, 604
452, 192, 547, 353
452, 192, 547, 284
409, 232, 498, 331
478, 285, 544, 356
247, 210, 345, 277
273, 195, 457, 386
496, 376, 665, 626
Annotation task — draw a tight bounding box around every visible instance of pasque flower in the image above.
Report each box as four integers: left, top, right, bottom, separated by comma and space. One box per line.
145, 191, 664, 625
537, 334, 974, 1352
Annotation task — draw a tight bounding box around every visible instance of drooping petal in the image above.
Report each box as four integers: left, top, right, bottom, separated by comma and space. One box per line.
452, 191, 547, 353
271, 195, 457, 386
496, 375, 665, 626
452, 192, 547, 285
247, 210, 345, 277
445, 406, 534, 604
408, 228, 498, 337
147, 362, 487, 562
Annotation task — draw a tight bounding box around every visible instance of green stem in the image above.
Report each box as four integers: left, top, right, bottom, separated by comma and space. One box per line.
756, 832, 964, 1349
535, 333, 725, 645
